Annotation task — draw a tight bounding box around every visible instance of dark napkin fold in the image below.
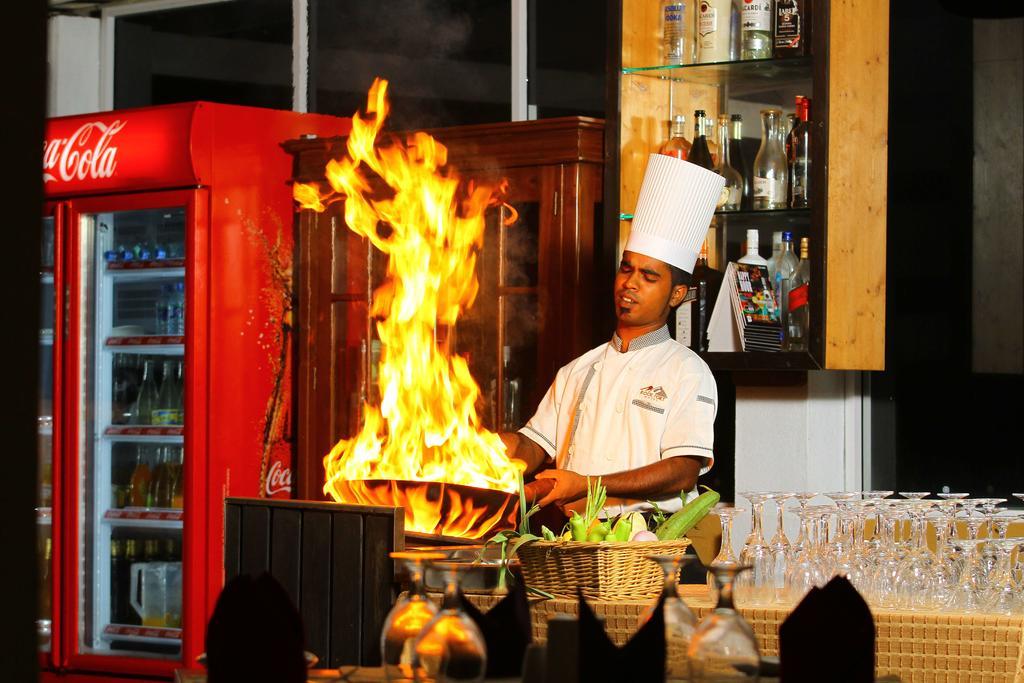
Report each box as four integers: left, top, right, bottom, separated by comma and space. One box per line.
458, 574, 533, 678
779, 575, 875, 682
578, 588, 666, 683
205, 572, 306, 683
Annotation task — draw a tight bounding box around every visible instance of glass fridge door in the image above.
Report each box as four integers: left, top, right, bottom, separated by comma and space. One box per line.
38, 210, 57, 653
75, 205, 186, 660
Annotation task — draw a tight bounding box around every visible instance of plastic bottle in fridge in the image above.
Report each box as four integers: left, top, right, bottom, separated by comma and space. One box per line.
131, 359, 159, 425
155, 285, 171, 336
170, 282, 185, 335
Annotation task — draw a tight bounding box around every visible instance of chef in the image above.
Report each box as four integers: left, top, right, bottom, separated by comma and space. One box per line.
502, 154, 724, 516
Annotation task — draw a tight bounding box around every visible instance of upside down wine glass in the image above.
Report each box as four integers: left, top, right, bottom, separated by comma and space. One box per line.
412, 561, 487, 683
737, 492, 773, 606
639, 554, 701, 680
382, 551, 446, 682
708, 507, 746, 593
688, 564, 760, 682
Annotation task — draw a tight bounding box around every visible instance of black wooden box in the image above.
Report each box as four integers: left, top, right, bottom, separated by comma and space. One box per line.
224, 497, 404, 668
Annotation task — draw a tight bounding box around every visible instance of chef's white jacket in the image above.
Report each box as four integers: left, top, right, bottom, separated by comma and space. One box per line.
519, 325, 717, 513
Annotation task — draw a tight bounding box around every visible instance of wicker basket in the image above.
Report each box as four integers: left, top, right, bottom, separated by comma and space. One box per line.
517, 539, 692, 601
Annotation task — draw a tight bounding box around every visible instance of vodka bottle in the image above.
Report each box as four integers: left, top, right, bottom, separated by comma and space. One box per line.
738, 229, 768, 266
753, 109, 788, 209
741, 0, 773, 59
688, 110, 715, 170
659, 114, 692, 160
729, 114, 752, 209
773, 231, 799, 338
714, 114, 743, 211
663, 1, 689, 65
698, 0, 733, 63
786, 237, 810, 350
789, 95, 812, 208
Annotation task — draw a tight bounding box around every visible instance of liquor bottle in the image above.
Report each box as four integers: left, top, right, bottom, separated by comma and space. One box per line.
738, 229, 768, 266
729, 114, 752, 210
753, 109, 788, 210
774, 0, 811, 57
789, 95, 812, 208
786, 237, 810, 350
691, 240, 725, 351
662, 1, 689, 65
741, 0, 773, 59
688, 110, 715, 170
698, 0, 732, 63
128, 447, 152, 508
766, 230, 784, 282
773, 231, 799, 338
785, 113, 798, 158
659, 114, 691, 160
131, 359, 158, 426
40, 537, 52, 621
714, 114, 743, 211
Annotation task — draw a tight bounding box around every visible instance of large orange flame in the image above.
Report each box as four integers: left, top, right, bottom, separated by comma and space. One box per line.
294, 78, 521, 538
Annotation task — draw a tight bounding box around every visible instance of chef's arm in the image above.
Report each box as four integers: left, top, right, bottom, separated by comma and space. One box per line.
499, 431, 552, 476
533, 455, 703, 508
600, 456, 702, 500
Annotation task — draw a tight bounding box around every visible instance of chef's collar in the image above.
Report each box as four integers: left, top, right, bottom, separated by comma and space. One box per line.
610, 325, 672, 353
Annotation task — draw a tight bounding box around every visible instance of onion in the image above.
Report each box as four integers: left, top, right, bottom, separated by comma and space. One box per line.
629, 529, 659, 542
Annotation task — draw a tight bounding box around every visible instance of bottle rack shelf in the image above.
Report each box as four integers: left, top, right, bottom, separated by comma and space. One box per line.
101, 623, 182, 645
104, 336, 184, 353
104, 425, 184, 440
103, 507, 183, 529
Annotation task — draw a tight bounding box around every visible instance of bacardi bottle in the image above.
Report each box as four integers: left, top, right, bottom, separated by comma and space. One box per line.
698, 0, 733, 63
789, 95, 811, 208
774, 0, 811, 57
753, 108, 788, 209
786, 236, 810, 350
741, 0, 773, 59
659, 114, 692, 160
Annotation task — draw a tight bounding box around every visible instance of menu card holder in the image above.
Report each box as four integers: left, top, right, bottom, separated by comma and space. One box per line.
577, 589, 667, 683
458, 577, 533, 678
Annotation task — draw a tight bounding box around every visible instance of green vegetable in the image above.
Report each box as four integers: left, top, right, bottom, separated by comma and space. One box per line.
655, 486, 720, 540
569, 511, 588, 541
609, 515, 633, 542
587, 520, 610, 542
541, 525, 557, 541
646, 500, 667, 529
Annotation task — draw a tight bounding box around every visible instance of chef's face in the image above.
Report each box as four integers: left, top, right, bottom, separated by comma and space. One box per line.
614, 251, 688, 328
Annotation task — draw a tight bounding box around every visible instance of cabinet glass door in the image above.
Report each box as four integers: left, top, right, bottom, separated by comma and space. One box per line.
38, 210, 57, 652
75, 206, 186, 660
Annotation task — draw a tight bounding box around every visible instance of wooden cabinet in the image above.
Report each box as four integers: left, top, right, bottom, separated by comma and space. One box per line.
607, 0, 888, 370
284, 117, 604, 499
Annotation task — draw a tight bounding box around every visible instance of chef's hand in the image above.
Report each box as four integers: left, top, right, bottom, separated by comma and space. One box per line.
533, 469, 587, 508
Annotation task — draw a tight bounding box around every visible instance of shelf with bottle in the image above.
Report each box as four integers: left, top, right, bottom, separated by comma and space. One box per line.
40, 270, 54, 285
623, 56, 811, 90
36, 506, 52, 525
103, 508, 183, 529
621, 207, 809, 222
104, 336, 184, 352
103, 425, 184, 440
105, 263, 185, 282
101, 624, 182, 646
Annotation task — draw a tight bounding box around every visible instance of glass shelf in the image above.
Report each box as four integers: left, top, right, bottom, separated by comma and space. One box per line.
621, 207, 810, 222
101, 623, 182, 645
103, 507, 183, 529
623, 56, 811, 86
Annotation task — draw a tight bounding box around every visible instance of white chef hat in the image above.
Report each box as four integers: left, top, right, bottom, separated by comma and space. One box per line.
625, 154, 725, 274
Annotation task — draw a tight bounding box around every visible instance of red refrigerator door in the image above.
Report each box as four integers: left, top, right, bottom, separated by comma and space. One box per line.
64, 189, 204, 678
39, 202, 64, 672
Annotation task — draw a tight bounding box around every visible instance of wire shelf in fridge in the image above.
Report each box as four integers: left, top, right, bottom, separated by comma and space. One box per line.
104, 336, 184, 354
103, 425, 184, 441
103, 507, 183, 529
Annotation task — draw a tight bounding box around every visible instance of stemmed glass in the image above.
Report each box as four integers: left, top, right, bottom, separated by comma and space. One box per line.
766, 493, 796, 603
381, 551, 446, 682
736, 492, 773, 606
639, 554, 701, 681
895, 502, 938, 610
947, 539, 990, 613
708, 506, 745, 594
975, 498, 1007, 538
688, 564, 760, 682
785, 507, 825, 604
413, 561, 487, 683
984, 538, 1024, 615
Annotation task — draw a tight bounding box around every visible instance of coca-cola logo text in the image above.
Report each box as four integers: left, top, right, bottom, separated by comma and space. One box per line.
43, 120, 125, 183
266, 460, 292, 496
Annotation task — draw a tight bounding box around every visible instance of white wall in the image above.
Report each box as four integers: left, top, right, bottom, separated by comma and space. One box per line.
47, 15, 101, 116
728, 371, 864, 556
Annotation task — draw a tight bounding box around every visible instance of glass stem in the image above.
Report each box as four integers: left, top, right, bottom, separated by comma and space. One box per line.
720, 515, 734, 562
441, 572, 460, 611
717, 575, 736, 610
752, 502, 765, 542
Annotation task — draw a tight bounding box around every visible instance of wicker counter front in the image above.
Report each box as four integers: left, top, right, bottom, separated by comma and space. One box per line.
467, 585, 1024, 683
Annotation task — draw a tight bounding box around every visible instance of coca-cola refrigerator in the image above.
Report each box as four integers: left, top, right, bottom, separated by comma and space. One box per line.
39, 102, 349, 681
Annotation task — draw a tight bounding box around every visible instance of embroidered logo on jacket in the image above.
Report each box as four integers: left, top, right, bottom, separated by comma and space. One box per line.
639, 385, 668, 401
